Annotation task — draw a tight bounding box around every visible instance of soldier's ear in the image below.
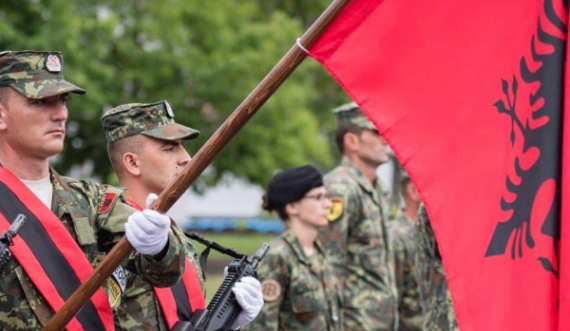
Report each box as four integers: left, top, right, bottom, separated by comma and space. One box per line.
0, 103, 7, 132
285, 202, 299, 218
343, 131, 360, 153
122, 152, 141, 177
409, 183, 421, 202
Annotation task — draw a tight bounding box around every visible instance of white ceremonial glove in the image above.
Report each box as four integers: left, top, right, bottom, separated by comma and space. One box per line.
125, 193, 170, 256
231, 276, 264, 330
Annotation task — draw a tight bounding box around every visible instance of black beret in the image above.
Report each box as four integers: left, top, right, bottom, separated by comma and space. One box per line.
267, 165, 323, 208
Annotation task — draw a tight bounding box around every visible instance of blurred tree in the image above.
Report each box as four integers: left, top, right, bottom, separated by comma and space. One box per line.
0, 0, 339, 187
254, 0, 351, 151
256, 0, 333, 29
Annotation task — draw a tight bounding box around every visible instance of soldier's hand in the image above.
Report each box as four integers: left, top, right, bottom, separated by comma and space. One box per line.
231, 276, 264, 330
125, 193, 170, 256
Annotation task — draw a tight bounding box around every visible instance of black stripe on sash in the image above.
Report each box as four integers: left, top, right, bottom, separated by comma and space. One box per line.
0, 182, 106, 331
172, 281, 192, 321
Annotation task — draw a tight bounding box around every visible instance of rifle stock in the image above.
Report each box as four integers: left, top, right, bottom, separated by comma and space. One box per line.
42, 0, 351, 329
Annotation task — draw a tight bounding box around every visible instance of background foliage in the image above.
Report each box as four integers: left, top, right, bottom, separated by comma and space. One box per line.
0, 0, 349, 188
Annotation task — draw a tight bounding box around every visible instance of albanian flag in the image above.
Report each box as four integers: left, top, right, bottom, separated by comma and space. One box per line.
309, 0, 570, 330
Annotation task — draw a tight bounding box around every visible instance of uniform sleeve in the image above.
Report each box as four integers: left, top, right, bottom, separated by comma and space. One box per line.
388, 223, 406, 295
390, 221, 423, 329
242, 251, 288, 331
318, 180, 359, 282
97, 189, 185, 288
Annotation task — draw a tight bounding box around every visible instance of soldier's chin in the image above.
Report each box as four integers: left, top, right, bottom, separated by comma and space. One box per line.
366, 157, 387, 168
316, 216, 329, 227
44, 142, 65, 157
377, 155, 390, 165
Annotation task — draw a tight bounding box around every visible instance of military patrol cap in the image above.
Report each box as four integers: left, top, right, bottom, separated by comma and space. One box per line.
332, 102, 376, 130
0, 51, 85, 99
101, 101, 200, 144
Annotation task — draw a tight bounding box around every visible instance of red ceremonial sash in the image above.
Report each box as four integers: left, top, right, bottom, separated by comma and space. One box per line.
127, 198, 206, 329
0, 167, 113, 331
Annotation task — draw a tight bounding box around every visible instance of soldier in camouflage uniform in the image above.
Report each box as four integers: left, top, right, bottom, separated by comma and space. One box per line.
388, 175, 423, 331
244, 165, 342, 331
414, 204, 459, 331
319, 102, 398, 331
102, 101, 263, 331
0, 51, 185, 330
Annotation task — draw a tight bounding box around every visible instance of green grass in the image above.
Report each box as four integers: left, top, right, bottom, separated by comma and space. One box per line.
191, 232, 276, 256
188, 232, 277, 301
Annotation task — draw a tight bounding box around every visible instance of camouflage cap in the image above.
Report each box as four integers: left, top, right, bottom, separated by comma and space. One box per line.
0, 51, 85, 99
332, 102, 376, 130
101, 101, 200, 144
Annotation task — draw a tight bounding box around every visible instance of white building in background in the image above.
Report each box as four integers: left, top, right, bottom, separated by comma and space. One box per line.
167, 160, 396, 228
168, 176, 264, 227
66, 156, 397, 229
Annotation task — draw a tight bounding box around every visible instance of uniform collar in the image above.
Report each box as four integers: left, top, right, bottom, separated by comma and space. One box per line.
396, 209, 415, 228
282, 229, 310, 265
0, 164, 68, 215
341, 157, 375, 192
50, 167, 73, 215
282, 228, 325, 266
341, 156, 389, 202
50, 168, 70, 190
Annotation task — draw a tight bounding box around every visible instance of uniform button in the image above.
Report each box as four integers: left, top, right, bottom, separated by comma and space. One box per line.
332, 307, 339, 322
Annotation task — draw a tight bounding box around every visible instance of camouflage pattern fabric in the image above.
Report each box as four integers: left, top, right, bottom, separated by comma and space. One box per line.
0, 169, 186, 330
414, 205, 459, 331
114, 224, 206, 331
243, 229, 342, 331
101, 101, 200, 143
388, 210, 423, 331
332, 102, 377, 130
0, 51, 85, 99
319, 157, 398, 331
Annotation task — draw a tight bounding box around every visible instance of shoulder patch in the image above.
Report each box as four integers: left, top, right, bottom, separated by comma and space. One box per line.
261, 279, 281, 302
112, 266, 127, 293
106, 277, 121, 308
106, 266, 126, 309
327, 197, 344, 222
98, 192, 119, 214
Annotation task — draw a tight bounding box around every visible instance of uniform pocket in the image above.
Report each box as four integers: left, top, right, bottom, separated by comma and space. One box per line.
290, 289, 326, 322
14, 265, 54, 326
72, 216, 97, 245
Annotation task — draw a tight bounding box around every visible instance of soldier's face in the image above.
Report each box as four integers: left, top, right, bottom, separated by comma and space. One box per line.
138, 136, 191, 194
356, 129, 390, 167
291, 186, 332, 229
0, 88, 68, 160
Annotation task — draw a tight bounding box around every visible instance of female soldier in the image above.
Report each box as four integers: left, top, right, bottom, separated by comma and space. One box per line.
244, 165, 343, 331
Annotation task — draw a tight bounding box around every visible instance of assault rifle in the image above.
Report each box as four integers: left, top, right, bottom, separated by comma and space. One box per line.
172, 243, 270, 331
0, 214, 26, 272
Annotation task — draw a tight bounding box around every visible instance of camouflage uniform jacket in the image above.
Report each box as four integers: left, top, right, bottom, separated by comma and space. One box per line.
115, 224, 206, 331
320, 157, 398, 331
414, 205, 458, 331
0, 169, 185, 330
244, 229, 342, 331
388, 211, 423, 331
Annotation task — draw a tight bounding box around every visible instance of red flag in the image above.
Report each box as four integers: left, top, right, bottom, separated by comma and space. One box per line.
310, 0, 569, 330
